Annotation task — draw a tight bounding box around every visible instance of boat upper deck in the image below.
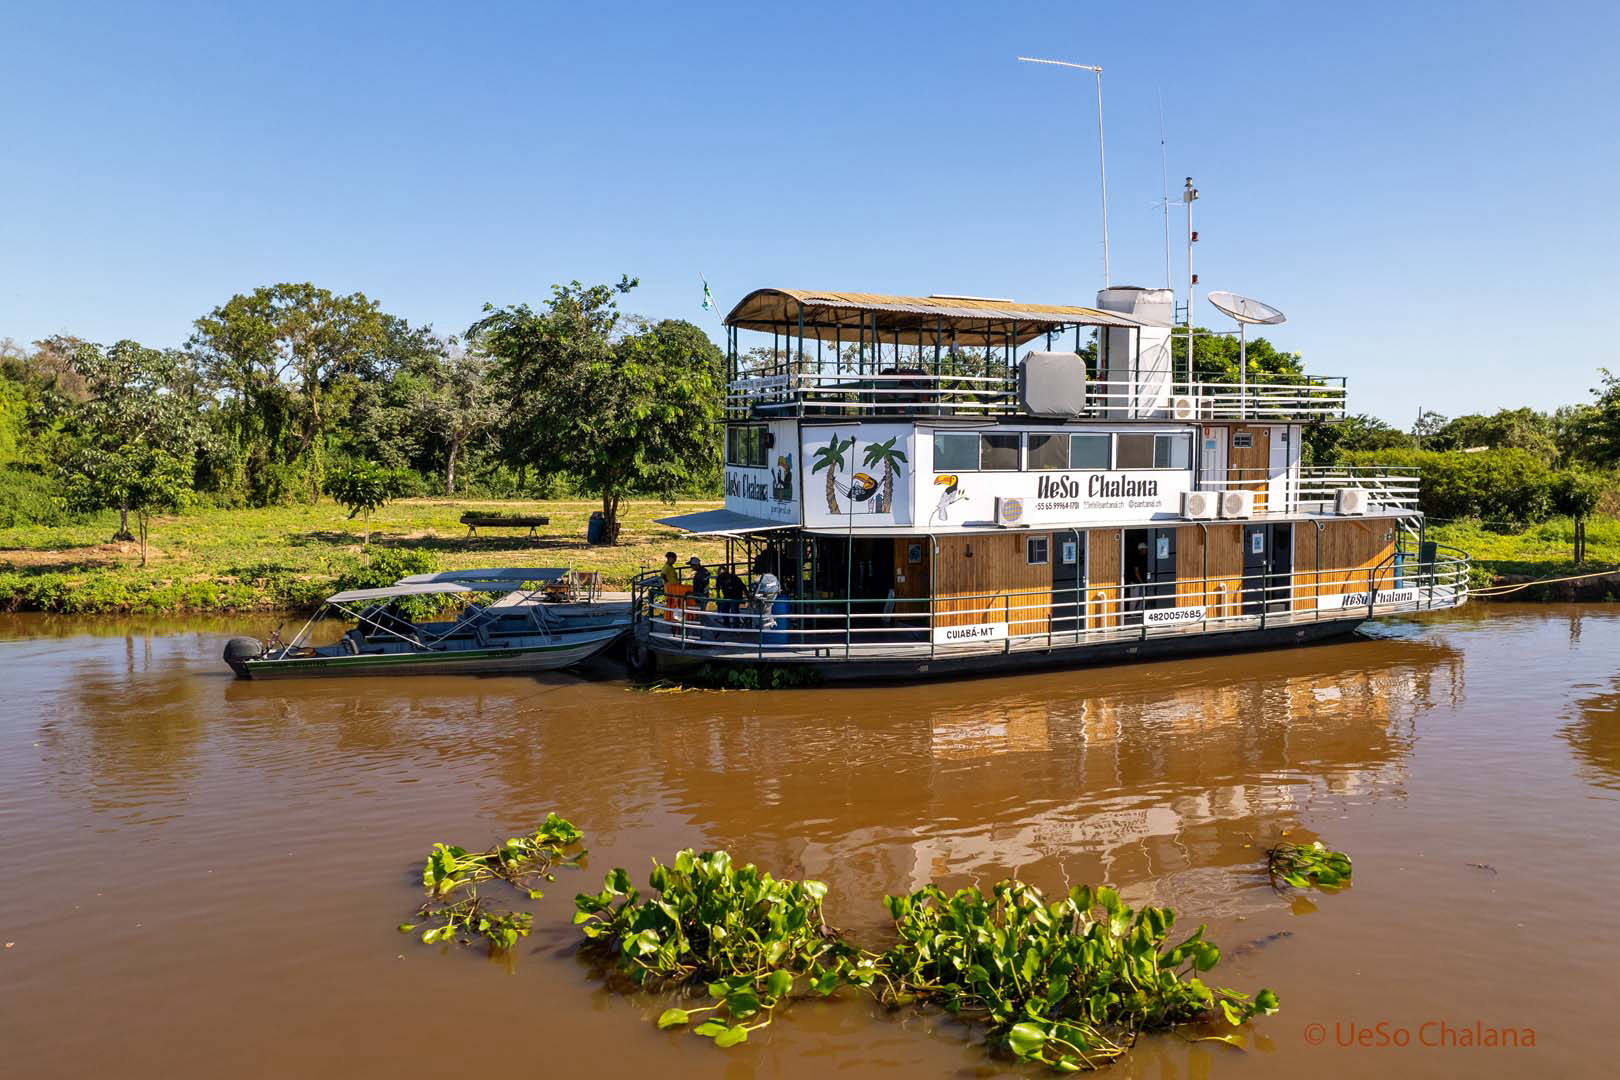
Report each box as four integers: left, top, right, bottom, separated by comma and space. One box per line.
724, 288, 1347, 423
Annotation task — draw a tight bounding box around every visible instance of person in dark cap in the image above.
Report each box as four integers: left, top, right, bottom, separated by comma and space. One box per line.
687, 555, 711, 610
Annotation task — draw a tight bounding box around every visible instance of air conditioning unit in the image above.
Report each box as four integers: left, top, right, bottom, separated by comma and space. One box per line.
994, 496, 1026, 527
1335, 487, 1370, 515
1181, 490, 1217, 520
1171, 395, 1199, 421
1219, 489, 1255, 519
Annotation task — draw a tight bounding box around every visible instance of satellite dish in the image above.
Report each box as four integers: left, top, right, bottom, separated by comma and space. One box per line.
1207, 291, 1286, 325
1204, 293, 1285, 421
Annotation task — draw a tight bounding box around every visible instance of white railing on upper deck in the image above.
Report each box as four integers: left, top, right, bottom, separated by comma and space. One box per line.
727, 371, 1347, 422
1201, 467, 1422, 515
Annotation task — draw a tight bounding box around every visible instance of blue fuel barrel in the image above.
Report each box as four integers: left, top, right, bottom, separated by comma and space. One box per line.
586, 511, 604, 545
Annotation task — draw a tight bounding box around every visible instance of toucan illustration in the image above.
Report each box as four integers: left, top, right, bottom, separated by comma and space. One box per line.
849, 472, 879, 503
932, 473, 967, 523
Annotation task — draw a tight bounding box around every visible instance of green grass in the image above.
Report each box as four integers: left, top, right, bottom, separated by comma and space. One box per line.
5, 501, 1614, 615
1428, 515, 1620, 586
0, 497, 726, 614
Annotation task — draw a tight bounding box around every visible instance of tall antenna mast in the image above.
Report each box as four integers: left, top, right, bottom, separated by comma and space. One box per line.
1183, 177, 1199, 385
1018, 56, 1109, 287
1158, 89, 1171, 291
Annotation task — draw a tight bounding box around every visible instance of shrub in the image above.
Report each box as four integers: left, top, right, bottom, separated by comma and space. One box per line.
0, 466, 72, 528
1341, 448, 1557, 524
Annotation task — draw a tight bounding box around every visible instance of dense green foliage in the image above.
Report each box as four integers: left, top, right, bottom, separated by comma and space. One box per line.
470, 278, 725, 544
0, 278, 725, 548
575, 850, 867, 1047
1265, 841, 1353, 891
880, 881, 1279, 1069
573, 849, 1277, 1070
403, 814, 586, 949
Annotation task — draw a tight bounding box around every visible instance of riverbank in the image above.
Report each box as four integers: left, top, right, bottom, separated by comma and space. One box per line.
1, 502, 1613, 614
1427, 516, 1620, 599
0, 498, 724, 614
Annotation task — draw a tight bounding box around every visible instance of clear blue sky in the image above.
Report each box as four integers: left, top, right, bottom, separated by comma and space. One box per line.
3, 1, 1616, 424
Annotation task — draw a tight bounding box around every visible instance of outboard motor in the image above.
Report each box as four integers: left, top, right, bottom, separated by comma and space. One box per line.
223, 637, 262, 679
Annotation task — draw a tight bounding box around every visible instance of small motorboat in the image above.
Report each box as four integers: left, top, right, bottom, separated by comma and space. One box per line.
222, 572, 628, 679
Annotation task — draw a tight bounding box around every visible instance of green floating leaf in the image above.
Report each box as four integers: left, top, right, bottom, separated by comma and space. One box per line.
713, 1025, 749, 1049
657, 1008, 690, 1029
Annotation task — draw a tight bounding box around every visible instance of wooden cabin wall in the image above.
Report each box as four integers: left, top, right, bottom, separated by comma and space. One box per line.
1087, 528, 1121, 629
1311, 519, 1397, 599
1203, 523, 1245, 618
933, 533, 1052, 635
1175, 525, 1206, 607
1293, 526, 1319, 611
1228, 426, 1271, 513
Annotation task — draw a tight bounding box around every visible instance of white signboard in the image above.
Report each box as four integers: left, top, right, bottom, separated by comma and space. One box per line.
1318, 587, 1418, 611
802, 424, 914, 528
932, 621, 1008, 646
928, 469, 1191, 528
724, 419, 800, 523
1143, 605, 1206, 627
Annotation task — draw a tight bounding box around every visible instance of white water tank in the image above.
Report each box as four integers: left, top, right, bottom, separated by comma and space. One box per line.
1095, 286, 1174, 419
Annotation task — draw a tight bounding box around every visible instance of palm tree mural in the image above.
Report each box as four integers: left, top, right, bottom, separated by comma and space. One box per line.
860, 436, 908, 514
810, 433, 855, 514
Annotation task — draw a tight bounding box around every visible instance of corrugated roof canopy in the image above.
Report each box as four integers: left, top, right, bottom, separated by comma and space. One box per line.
725, 289, 1142, 347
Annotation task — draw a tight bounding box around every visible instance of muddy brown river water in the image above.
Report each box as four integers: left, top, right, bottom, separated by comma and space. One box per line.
2, 604, 1617, 1078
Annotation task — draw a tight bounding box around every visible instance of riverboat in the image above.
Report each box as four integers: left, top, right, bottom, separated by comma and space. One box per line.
633, 284, 1469, 681
223, 568, 628, 678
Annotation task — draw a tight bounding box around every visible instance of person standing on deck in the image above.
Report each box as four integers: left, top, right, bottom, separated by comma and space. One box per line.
687, 556, 711, 610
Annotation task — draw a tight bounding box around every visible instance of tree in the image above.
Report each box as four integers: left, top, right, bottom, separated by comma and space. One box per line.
408, 343, 493, 495
1428, 408, 1558, 459
1168, 328, 1303, 383
469, 278, 723, 545
1560, 369, 1620, 468
1553, 469, 1605, 565
189, 284, 391, 502
1412, 409, 1449, 448
57, 340, 198, 558
323, 459, 408, 545
1302, 413, 1413, 466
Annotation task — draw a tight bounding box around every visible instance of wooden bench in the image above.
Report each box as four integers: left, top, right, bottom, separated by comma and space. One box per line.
459, 512, 550, 540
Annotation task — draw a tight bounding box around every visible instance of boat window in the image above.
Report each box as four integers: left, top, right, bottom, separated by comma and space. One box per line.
933, 432, 979, 471
726, 425, 768, 468
1026, 536, 1050, 565
1115, 433, 1155, 470
1069, 434, 1110, 469
979, 433, 1020, 471
1154, 433, 1193, 469
1025, 433, 1068, 470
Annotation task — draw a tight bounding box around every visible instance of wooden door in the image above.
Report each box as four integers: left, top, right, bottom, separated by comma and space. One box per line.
1087, 528, 1121, 630
1228, 426, 1271, 512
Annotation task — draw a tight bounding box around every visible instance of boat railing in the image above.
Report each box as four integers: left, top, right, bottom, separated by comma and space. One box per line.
1196, 466, 1422, 515
726, 370, 1347, 422
634, 550, 1469, 660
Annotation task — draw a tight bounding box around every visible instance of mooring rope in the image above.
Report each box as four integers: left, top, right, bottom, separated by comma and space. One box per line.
1472, 567, 1620, 597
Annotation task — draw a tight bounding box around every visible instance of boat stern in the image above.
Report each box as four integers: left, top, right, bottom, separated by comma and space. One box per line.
223, 636, 264, 679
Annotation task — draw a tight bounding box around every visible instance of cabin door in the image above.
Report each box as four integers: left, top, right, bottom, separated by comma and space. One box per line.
1242, 523, 1293, 614
1267, 523, 1294, 612
1052, 530, 1083, 636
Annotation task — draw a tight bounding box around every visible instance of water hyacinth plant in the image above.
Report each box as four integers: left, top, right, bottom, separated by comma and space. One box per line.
572, 850, 877, 1048
571, 849, 1279, 1070
1265, 840, 1353, 891
877, 881, 1279, 1071
402, 813, 586, 949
